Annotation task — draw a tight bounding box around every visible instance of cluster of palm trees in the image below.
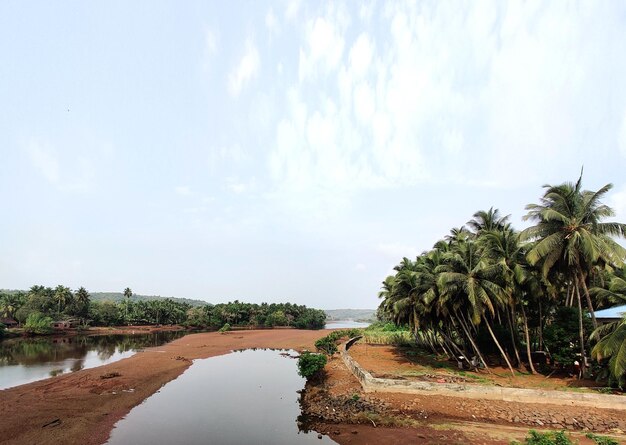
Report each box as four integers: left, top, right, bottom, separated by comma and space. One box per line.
378, 175, 626, 384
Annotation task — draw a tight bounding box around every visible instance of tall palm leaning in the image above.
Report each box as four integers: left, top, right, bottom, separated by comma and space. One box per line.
437, 239, 516, 376
522, 174, 626, 329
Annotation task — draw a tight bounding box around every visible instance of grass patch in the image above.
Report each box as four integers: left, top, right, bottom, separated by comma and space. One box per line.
353, 411, 418, 428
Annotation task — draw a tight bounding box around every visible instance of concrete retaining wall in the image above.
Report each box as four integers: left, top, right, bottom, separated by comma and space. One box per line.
340, 337, 626, 411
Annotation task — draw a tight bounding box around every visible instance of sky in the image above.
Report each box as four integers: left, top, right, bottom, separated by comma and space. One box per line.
1, 1, 626, 310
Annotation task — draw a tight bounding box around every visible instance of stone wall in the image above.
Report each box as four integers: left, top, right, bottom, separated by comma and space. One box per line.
340, 337, 625, 411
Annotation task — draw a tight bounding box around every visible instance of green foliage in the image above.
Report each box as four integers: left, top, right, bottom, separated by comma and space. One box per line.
315, 336, 338, 355
24, 312, 53, 335
585, 433, 619, 445
376, 175, 626, 382
0, 322, 5, 338
544, 307, 593, 365
297, 351, 327, 379
510, 430, 573, 445
315, 329, 362, 355
218, 323, 231, 333
366, 321, 408, 332
591, 315, 626, 388
264, 310, 288, 327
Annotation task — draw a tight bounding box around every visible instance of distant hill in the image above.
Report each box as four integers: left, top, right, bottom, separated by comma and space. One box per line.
89, 292, 207, 307
324, 309, 377, 322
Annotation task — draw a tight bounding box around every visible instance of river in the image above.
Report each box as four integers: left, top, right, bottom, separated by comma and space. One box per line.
0, 331, 186, 390
106, 349, 337, 445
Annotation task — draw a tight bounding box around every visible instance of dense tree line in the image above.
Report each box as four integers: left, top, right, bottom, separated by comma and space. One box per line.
0, 287, 326, 331
377, 174, 626, 386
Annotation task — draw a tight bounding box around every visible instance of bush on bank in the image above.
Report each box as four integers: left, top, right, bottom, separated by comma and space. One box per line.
297, 351, 327, 379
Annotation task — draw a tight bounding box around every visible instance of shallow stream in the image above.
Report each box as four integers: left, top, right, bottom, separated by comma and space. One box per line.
106, 349, 337, 445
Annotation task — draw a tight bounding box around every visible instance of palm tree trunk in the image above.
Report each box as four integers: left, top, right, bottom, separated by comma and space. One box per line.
538, 298, 544, 350
440, 330, 475, 370
483, 315, 516, 376
454, 313, 491, 372
520, 304, 537, 374
507, 306, 521, 367
578, 269, 597, 329
574, 282, 588, 372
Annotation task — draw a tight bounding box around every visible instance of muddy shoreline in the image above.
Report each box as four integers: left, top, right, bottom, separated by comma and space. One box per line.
0, 329, 330, 445
2, 330, 625, 445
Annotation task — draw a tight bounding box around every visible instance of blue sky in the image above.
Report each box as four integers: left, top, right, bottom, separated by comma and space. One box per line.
1, 1, 626, 309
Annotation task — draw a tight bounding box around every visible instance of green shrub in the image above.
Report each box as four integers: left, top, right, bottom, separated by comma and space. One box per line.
315, 329, 362, 355
511, 430, 573, 445
315, 336, 338, 355
585, 433, 619, 445
218, 323, 231, 333
24, 312, 53, 335
0, 322, 5, 338
297, 351, 327, 379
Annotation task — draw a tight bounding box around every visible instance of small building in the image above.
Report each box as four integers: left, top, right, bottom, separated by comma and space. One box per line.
52, 320, 72, 330
0, 317, 18, 328
594, 305, 626, 324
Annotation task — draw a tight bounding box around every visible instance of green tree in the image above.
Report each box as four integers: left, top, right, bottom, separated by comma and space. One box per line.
522, 174, 626, 368
591, 315, 626, 388
522, 174, 626, 327
123, 287, 133, 324
437, 239, 515, 375
53, 285, 72, 316
74, 287, 91, 322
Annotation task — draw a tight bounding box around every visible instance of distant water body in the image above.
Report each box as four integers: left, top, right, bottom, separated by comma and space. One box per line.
325, 320, 371, 329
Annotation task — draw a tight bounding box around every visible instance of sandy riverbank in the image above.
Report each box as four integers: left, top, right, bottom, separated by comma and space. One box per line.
2, 330, 625, 445
0, 329, 330, 445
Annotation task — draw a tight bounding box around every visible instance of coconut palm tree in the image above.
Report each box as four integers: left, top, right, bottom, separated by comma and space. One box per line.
75, 287, 90, 322
590, 269, 626, 307
467, 208, 510, 236
522, 174, 626, 328
53, 285, 72, 316
437, 239, 516, 375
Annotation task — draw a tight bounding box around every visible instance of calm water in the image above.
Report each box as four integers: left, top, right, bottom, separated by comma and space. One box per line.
106, 349, 337, 445
0, 331, 186, 390
325, 320, 371, 329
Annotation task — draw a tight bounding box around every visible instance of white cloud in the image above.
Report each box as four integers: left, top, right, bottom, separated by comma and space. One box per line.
226, 177, 256, 194
228, 40, 260, 96
299, 15, 345, 81
265, 9, 278, 34
285, 0, 301, 22
205, 28, 218, 55
25, 140, 60, 183
270, 0, 626, 201
175, 186, 191, 196
353, 263, 366, 271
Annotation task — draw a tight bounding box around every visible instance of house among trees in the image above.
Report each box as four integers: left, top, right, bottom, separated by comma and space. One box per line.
0, 317, 18, 328
51, 319, 79, 330
594, 305, 626, 325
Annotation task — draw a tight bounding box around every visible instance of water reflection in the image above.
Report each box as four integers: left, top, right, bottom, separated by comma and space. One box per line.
107, 349, 337, 445
0, 331, 187, 390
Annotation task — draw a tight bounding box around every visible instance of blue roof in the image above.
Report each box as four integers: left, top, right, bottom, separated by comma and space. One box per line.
594, 304, 626, 319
